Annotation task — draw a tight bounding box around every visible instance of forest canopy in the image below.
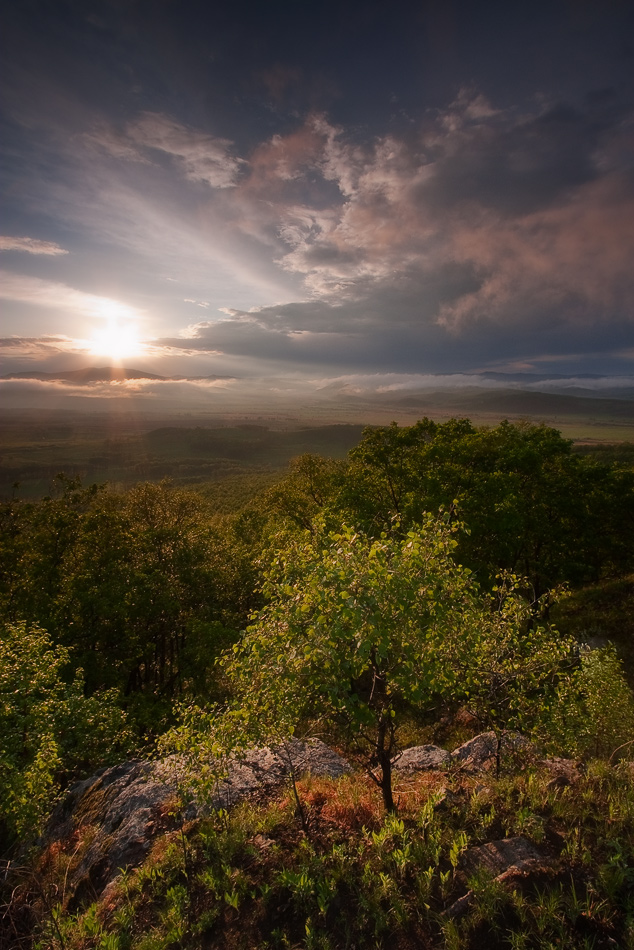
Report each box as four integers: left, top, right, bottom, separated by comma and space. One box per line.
1, 418, 634, 843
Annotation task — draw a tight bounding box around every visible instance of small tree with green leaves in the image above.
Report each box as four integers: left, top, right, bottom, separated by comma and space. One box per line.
451, 578, 573, 772
218, 518, 572, 811
0, 621, 132, 848
546, 645, 634, 760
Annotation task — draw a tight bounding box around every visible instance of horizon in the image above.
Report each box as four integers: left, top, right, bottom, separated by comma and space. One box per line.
2, 0, 634, 404
2, 362, 634, 440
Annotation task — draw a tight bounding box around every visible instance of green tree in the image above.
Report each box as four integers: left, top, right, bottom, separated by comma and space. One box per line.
264, 453, 345, 532
0, 475, 103, 629
0, 480, 249, 731
217, 518, 571, 811
335, 419, 634, 596
0, 621, 131, 847
546, 645, 634, 759
451, 576, 573, 772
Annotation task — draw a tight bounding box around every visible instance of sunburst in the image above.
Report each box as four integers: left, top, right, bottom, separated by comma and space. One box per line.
88, 301, 145, 362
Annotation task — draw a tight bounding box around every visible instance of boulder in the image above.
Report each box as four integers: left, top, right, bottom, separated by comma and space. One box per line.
392, 745, 451, 772
451, 731, 532, 771
42, 739, 349, 907
539, 757, 584, 788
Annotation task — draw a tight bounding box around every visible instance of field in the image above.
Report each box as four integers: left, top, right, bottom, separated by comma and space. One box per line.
2, 385, 634, 499
0, 413, 365, 499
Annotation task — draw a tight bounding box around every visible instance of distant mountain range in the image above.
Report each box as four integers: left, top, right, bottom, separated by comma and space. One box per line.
1, 366, 233, 383
2, 366, 633, 429
4, 366, 634, 385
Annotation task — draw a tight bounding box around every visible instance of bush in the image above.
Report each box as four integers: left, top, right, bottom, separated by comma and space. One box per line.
0, 621, 132, 846
547, 645, 634, 759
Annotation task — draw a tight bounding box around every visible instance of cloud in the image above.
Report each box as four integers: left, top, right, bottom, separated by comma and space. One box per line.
0, 271, 144, 320
0, 236, 69, 255
421, 96, 601, 217
0, 376, 241, 415
83, 123, 151, 164
436, 171, 634, 332
309, 371, 634, 394
215, 93, 634, 365
6, 77, 634, 378
71, 96, 634, 368
0, 335, 77, 354
88, 112, 245, 189
1, 370, 632, 420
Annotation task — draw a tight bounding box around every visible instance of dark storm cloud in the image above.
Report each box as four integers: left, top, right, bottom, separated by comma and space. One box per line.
206, 94, 634, 370
420, 100, 603, 217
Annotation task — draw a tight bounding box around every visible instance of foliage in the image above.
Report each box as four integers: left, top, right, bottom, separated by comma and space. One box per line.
0, 621, 132, 845
214, 518, 574, 811
453, 577, 573, 744
264, 453, 347, 532
551, 574, 634, 687
269, 419, 634, 596
9, 765, 634, 950
2, 420, 633, 747
0, 479, 258, 733
546, 645, 634, 759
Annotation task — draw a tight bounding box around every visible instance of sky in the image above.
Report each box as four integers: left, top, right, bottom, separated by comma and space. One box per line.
2, 0, 634, 409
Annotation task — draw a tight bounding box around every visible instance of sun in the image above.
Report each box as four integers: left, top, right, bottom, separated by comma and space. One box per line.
88, 301, 146, 362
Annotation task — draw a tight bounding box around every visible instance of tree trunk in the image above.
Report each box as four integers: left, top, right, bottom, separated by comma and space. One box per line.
376, 715, 396, 812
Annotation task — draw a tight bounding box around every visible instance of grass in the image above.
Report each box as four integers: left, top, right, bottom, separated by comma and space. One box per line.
6, 761, 634, 950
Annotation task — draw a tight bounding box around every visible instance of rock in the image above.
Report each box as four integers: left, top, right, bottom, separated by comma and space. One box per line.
211, 738, 351, 809
540, 757, 584, 789
445, 836, 548, 919
43, 760, 178, 909
460, 836, 544, 877
42, 739, 350, 907
451, 731, 532, 771
392, 745, 451, 771
281, 739, 351, 780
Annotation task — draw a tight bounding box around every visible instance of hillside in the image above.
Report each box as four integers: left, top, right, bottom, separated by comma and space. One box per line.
2, 416, 634, 948
5, 732, 634, 949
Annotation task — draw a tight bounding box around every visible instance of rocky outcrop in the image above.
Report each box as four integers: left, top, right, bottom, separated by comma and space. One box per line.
392, 745, 451, 771
42, 739, 350, 907
36, 732, 555, 912
391, 732, 532, 774
43, 760, 176, 908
